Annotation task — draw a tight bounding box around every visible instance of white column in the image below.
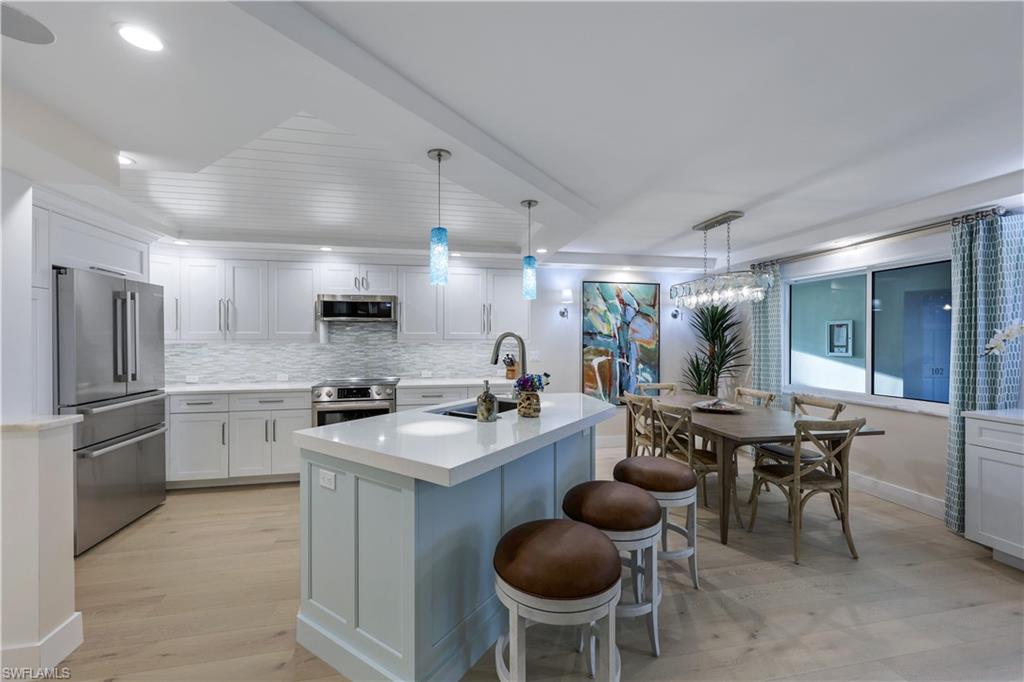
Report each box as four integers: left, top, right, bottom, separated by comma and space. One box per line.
2, 169, 35, 422
1, 416, 83, 669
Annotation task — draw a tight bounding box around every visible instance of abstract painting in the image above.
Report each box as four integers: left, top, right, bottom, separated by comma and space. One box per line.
582, 281, 660, 404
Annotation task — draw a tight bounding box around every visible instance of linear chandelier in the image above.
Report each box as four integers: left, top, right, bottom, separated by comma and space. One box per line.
670, 210, 773, 309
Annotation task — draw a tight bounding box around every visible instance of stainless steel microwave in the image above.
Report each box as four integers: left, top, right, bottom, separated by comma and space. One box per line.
316, 294, 397, 322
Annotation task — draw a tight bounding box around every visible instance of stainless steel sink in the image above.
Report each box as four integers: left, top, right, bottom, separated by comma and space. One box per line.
432, 398, 518, 420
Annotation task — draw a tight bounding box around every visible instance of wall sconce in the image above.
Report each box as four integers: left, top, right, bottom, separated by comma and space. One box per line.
559, 288, 574, 318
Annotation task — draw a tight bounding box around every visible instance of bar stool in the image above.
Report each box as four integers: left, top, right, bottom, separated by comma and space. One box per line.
493, 519, 622, 682
562, 480, 663, 657
612, 456, 699, 589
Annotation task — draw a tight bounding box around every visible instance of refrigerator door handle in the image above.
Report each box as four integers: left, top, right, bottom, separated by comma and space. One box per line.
114, 291, 128, 382
130, 290, 140, 381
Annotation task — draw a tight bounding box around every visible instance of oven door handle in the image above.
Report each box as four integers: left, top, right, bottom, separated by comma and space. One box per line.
314, 400, 395, 412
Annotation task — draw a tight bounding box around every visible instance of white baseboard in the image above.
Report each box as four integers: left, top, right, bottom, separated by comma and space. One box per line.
596, 435, 626, 449
1, 611, 82, 669
849, 471, 944, 519
166, 473, 299, 490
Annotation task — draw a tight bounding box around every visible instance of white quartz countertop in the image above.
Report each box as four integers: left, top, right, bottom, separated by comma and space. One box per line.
165, 377, 514, 395
1, 414, 83, 433
962, 408, 1024, 426
293, 392, 615, 487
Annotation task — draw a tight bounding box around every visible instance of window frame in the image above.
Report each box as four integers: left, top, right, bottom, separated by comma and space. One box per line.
782, 254, 951, 418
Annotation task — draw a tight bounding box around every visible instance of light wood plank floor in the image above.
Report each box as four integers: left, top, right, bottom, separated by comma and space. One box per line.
65, 451, 1023, 681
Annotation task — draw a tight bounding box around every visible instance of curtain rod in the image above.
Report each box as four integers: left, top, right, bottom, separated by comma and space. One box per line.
753, 205, 1007, 268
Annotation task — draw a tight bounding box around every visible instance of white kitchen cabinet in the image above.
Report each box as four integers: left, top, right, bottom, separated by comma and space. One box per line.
271, 409, 311, 474
168, 412, 229, 480
269, 261, 319, 341
488, 269, 531, 340
48, 211, 148, 281
180, 258, 225, 341
32, 206, 50, 288
150, 255, 180, 340
225, 260, 268, 340
443, 269, 488, 339
360, 264, 398, 295
320, 262, 360, 295
397, 266, 444, 341
964, 410, 1024, 568
229, 411, 274, 476
31, 286, 52, 415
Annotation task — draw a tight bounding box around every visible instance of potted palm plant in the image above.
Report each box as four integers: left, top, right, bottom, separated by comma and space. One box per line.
682, 305, 748, 397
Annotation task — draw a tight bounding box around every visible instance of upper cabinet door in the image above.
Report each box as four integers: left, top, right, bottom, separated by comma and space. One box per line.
150, 255, 180, 341
269, 262, 319, 341
488, 269, 531, 340
359, 265, 398, 295
444, 269, 488, 340
320, 262, 360, 295
397, 267, 443, 341
180, 258, 225, 341
224, 260, 268, 340
32, 206, 50, 288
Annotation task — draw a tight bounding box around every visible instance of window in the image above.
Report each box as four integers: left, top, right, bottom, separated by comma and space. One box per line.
786, 260, 952, 405
872, 261, 952, 403
789, 274, 867, 392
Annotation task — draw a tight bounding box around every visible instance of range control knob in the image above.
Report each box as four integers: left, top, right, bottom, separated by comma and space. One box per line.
325, 389, 334, 398
385, 388, 394, 396
314, 390, 322, 398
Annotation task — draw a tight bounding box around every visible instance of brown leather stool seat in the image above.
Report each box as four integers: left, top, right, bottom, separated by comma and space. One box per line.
562, 480, 661, 532
613, 457, 698, 493
493, 519, 621, 599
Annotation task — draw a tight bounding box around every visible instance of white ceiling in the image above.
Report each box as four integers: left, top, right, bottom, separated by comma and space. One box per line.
3, 1, 1022, 264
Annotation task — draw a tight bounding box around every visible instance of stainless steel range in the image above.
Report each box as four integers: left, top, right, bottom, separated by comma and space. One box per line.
311, 377, 400, 427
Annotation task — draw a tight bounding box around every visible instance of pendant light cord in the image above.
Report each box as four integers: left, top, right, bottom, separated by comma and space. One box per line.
437, 154, 441, 227
702, 228, 708, 276
527, 204, 532, 253
726, 221, 732, 273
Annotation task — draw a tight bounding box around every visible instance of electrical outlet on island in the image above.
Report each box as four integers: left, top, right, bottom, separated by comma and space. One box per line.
185, 375, 200, 383
420, 370, 433, 378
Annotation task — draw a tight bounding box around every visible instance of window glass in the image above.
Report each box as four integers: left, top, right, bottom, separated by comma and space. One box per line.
789, 274, 867, 392
872, 261, 952, 403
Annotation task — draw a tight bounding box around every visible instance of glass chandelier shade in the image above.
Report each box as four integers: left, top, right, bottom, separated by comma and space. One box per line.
670, 270, 773, 309
522, 255, 537, 300
430, 226, 449, 285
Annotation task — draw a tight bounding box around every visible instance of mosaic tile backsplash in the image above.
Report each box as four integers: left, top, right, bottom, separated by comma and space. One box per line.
165, 323, 501, 384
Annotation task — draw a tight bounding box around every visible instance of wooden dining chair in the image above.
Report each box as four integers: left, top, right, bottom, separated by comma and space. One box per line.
751, 395, 848, 516
623, 393, 657, 457
733, 387, 776, 408
655, 400, 744, 529
638, 383, 678, 397
748, 417, 866, 563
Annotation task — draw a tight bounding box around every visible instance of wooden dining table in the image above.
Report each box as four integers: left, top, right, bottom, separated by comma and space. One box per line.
627, 392, 886, 544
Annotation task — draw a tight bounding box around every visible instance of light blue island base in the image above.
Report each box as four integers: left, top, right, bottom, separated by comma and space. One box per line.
296, 427, 598, 681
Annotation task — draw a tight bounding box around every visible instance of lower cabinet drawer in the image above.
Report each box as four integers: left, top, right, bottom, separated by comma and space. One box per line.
169, 394, 231, 414
230, 392, 309, 412
965, 418, 1024, 454
397, 387, 469, 406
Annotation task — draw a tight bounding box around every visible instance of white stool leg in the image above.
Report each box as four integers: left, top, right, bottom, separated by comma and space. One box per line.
509, 602, 526, 682
687, 499, 699, 590
645, 541, 660, 657
598, 606, 616, 682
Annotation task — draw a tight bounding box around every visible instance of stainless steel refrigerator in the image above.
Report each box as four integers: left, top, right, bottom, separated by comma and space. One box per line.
54, 266, 167, 554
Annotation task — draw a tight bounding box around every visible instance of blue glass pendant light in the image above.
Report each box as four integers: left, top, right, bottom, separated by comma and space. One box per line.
427, 148, 451, 285
521, 199, 538, 300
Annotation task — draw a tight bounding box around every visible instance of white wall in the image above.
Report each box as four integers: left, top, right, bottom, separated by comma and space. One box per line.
1, 169, 35, 422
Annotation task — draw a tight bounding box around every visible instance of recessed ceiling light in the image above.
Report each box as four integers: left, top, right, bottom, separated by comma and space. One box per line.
117, 154, 135, 166
173, 240, 189, 246
536, 248, 548, 254
319, 246, 333, 252
452, 252, 462, 257
116, 24, 164, 52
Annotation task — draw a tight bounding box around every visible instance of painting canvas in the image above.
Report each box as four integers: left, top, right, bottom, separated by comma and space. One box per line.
582, 281, 660, 404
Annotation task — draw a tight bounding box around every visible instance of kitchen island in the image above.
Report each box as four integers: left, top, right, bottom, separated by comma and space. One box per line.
292, 392, 615, 681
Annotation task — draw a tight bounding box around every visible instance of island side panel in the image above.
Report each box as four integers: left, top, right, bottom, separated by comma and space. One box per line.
297, 450, 418, 682
412, 427, 596, 681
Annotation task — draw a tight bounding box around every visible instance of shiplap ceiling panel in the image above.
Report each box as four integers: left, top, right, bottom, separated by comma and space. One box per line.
117, 114, 531, 251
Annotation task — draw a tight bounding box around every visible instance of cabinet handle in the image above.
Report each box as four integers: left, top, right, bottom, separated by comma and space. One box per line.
354, 276, 360, 291
265, 419, 269, 442
218, 298, 223, 332
186, 400, 214, 406
421, 393, 444, 398
258, 399, 284, 404
487, 303, 493, 334
222, 421, 226, 445
225, 298, 231, 333
362, 275, 369, 290
273, 419, 277, 442
482, 303, 486, 333
397, 302, 402, 332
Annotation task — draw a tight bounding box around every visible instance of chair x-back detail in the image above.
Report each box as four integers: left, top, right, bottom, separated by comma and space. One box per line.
637, 383, 678, 397
734, 387, 776, 408
623, 393, 657, 457
749, 417, 866, 563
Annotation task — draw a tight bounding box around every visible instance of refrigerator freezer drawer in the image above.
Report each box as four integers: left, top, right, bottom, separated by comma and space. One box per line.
62, 391, 166, 450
